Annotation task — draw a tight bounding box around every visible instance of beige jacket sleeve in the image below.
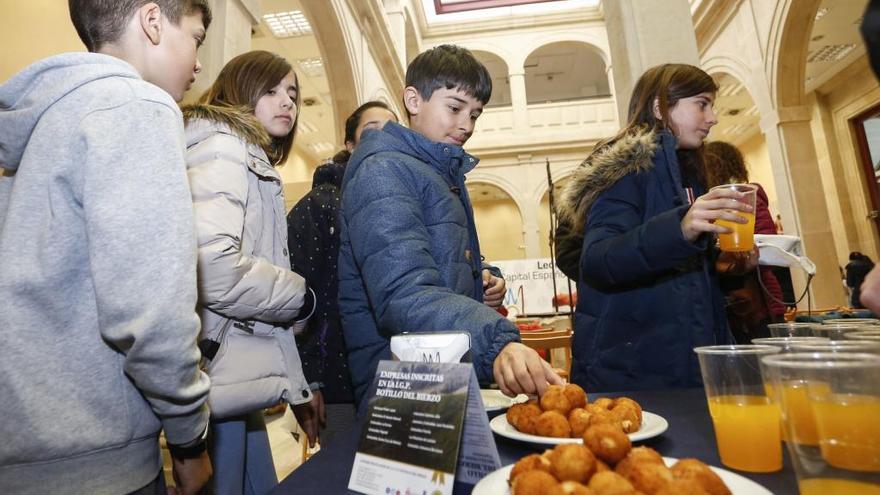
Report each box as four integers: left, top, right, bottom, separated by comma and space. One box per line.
186, 130, 307, 323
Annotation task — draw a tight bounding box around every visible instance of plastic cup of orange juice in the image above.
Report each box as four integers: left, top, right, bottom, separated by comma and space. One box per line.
761, 352, 880, 495
694, 345, 782, 472
711, 183, 757, 252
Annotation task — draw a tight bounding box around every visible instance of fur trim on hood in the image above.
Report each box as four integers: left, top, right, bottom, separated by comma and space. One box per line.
181, 104, 271, 149
558, 127, 658, 234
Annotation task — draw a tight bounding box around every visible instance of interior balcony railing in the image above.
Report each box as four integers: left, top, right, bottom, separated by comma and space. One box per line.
468, 96, 618, 152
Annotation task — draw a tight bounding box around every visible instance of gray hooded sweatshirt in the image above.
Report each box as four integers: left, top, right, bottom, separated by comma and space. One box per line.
0, 53, 210, 494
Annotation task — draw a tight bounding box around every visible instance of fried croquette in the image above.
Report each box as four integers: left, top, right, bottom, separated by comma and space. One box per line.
510, 453, 553, 480
511, 469, 561, 495
535, 410, 572, 438
615, 447, 665, 478
585, 403, 608, 415
547, 444, 597, 484
671, 459, 731, 495
613, 397, 643, 422
587, 471, 639, 495
568, 408, 592, 437
587, 409, 624, 431
595, 459, 611, 473
513, 403, 543, 435
583, 424, 632, 465
548, 481, 594, 495
507, 403, 526, 426
610, 405, 641, 433
541, 385, 574, 416
593, 397, 614, 410
622, 462, 673, 495
563, 383, 588, 408
655, 479, 710, 495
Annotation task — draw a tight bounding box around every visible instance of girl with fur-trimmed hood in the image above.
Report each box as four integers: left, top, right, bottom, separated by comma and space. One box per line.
556, 64, 753, 392
183, 50, 320, 495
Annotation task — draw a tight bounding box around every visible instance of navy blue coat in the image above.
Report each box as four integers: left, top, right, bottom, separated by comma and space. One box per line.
557, 129, 733, 392
337, 122, 520, 405
288, 162, 354, 404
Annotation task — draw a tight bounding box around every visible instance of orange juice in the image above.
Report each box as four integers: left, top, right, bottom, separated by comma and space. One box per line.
812, 394, 880, 472
707, 395, 782, 472
798, 478, 880, 495
716, 211, 756, 252
767, 381, 830, 445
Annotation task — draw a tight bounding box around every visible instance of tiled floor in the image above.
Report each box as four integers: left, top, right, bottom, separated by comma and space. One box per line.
162, 408, 316, 486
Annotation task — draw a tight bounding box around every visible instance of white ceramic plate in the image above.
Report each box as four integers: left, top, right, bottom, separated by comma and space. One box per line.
489, 411, 669, 445
480, 389, 529, 412
472, 457, 773, 495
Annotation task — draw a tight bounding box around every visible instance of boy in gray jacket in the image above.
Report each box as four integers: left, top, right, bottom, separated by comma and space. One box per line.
0, 1, 213, 493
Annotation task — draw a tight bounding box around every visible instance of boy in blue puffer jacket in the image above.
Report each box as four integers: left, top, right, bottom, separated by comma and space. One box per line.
338, 45, 563, 407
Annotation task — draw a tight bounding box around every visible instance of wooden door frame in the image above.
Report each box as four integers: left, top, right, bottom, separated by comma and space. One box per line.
851, 102, 880, 237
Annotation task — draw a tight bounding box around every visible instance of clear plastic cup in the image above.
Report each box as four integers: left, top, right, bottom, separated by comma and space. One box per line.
694, 345, 782, 472
768, 322, 816, 338
788, 340, 880, 354
761, 352, 880, 495
811, 323, 865, 341
844, 331, 880, 343
822, 318, 880, 326
752, 337, 830, 353
711, 183, 757, 252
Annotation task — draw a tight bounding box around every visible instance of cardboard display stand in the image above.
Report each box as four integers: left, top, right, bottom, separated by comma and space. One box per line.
348, 335, 500, 495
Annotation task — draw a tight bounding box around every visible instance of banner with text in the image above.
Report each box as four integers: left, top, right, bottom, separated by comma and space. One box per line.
493, 258, 574, 315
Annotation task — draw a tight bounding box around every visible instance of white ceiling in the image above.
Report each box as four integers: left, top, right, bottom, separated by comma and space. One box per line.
256, 0, 867, 164
710, 0, 868, 144
253, 0, 337, 165
805, 0, 868, 91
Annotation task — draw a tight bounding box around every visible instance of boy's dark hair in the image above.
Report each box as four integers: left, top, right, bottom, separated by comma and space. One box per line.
344, 101, 395, 144
405, 45, 492, 109
69, 0, 212, 52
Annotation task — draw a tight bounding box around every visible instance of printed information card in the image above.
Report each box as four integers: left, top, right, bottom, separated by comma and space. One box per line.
347, 360, 500, 495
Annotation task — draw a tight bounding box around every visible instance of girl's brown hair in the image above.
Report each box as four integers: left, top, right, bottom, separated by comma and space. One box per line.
704, 141, 749, 188
199, 50, 298, 165
598, 64, 718, 187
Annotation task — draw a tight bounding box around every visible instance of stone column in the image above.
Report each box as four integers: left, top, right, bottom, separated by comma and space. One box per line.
184, 0, 260, 103
383, 0, 407, 69
603, 0, 700, 125
761, 107, 845, 308
509, 71, 529, 133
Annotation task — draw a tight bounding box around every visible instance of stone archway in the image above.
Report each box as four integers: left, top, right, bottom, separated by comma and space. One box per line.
466, 181, 526, 261
762, 0, 842, 307
300, 0, 359, 145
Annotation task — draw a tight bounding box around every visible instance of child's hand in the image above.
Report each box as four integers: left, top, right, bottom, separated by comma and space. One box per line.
482, 269, 506, 308
493, 342, 564, 397
716, 246, 760, 275
681, 187, 753, 243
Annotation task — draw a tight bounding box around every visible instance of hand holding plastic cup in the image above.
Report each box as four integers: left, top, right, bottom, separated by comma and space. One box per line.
761, 352, 880, 495
694, 345, 782, 472
711, 183, 757, 252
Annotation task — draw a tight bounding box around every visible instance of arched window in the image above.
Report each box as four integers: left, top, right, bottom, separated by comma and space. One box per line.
467, 182, 523, 260
471, 50, 511, 107
524, 41, 608, 104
